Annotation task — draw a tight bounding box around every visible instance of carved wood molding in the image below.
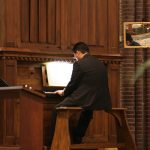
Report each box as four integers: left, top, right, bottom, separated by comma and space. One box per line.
0, 48, 123, 64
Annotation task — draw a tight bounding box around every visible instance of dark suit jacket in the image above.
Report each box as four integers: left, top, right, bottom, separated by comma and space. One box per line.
57, 54, 112, 110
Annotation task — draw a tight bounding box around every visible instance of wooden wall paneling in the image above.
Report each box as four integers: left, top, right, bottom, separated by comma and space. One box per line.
5, 0, 20, 47
43, 101, 59, 146
20, 0, 61, 50
0, 0, 6, 47
0, 59, 5, 79
30, 0, 39, 42
83, 110, 109, 143
21, 0, 30, 42
108, 63, 120, 107
0, 59, 17, 84
69, 0, 81, 45
17, 62, 43, 90
55, 0, 61, 48
68, 0, 108, 54
108, 63, 120, 143
0, 60, 4, 144
3, 98, 18, 145
80, 0, 88, 43
0, 99, 4, 144
60, 0, 69, 50
47, 0, 56, 44
13, 99, 20, 144
39, 0, 47, 43
0, 59, 19, 145
4, 60, 17, 85
108, 0, 119, 53
88, 0, 97, 45
95, 0, 108, 52
20, 92, 44, 150
20, 89, 62, 149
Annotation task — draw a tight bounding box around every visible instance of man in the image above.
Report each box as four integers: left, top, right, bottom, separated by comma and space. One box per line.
52, 42, 112, 143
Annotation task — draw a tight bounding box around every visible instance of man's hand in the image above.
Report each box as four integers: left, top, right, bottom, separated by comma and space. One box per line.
54, 90, 64, 96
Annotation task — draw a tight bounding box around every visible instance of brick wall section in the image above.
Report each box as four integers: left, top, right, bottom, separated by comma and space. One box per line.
120, 50, 136, 135
120, 0, 150, 150
145, 49, 150, 150
135, 50, 145, 150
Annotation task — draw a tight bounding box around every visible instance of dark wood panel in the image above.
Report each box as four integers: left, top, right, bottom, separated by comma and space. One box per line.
108, 64, 120, 142
5, 0, 19, 47
96, 0, 108, 47
80, 0, 88, 43
0, 0, 6, 46
68, 0, 108, 53
108, 64, 120, 107
17, 62, 43, 90
0, 0, 119, 54
0, 87, 22, 146
5, 60, 17, 85
39, 0, 47, 43
47, 0, 56, 44
21, 0, 30, 42
70, 0, 81, 44
4, 99, 17, 145
30, 0, 39, 42
1, 60, 18, 144
0, 100, 4, 144
83, 111, 109, 143
20, 0, 60, 49
108, 0, 119, 53
88, 0, 97, 45
60, 0, 69, 49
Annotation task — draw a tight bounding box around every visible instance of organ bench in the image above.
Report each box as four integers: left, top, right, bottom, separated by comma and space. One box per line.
51, 107, 137, 150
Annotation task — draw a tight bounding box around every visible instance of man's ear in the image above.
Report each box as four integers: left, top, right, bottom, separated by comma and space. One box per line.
76, 50, 82, 54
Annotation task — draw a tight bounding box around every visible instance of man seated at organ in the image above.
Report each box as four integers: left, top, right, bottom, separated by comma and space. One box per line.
50, 42, 112, 143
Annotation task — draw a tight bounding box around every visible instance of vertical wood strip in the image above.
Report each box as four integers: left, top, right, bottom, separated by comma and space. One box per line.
30, 0, 39, 42
47, 0, 56, 44
5, 0, 19, 46
80, 0, 88, 43
39, 0, 47, 43
108, 0, 119, 53
88, 0, 96, 45
56, 0, 61, 47
70, 0, 80, 44
0, 0, 6, 46
21, 0, 30, 42
60, 0, 69, 49
96, 0, 107, 47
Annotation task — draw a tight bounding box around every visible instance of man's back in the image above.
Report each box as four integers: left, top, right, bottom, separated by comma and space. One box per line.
62, 54, 112, 110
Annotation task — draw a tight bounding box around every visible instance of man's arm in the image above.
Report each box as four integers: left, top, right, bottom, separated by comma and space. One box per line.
63, 62, 82, 97
55, 62, 82, 97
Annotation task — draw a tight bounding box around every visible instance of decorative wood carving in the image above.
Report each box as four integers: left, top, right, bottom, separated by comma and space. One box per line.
0, 48, 122, 64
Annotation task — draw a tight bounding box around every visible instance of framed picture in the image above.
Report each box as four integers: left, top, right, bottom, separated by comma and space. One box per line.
124, 22, 150, 48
